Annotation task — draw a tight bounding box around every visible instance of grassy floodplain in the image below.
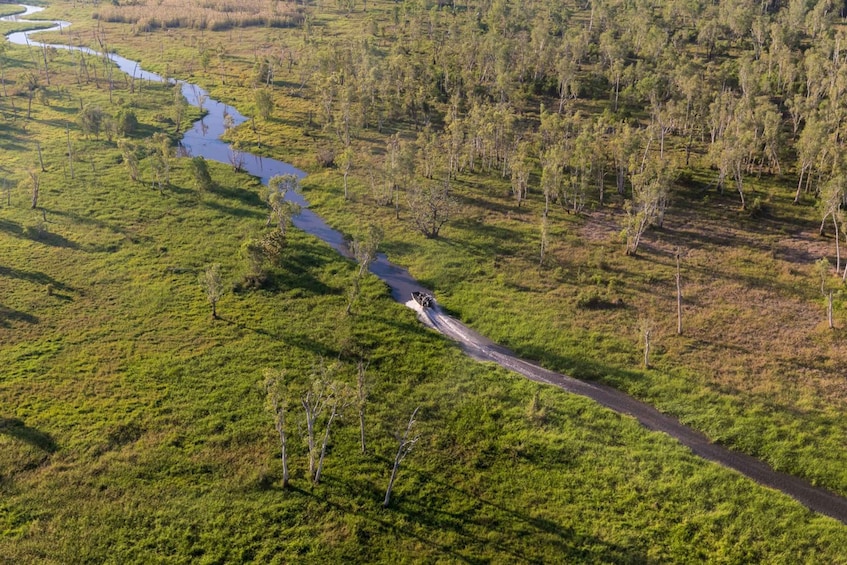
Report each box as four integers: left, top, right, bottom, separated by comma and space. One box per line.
0, 0, 846, 562
37, 0, 847, 494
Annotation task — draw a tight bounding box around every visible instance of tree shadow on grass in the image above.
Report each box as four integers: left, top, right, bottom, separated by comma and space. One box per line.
397, 465, 572, 557
282, 482, 480, 564
210, 184, 265, 208
0, 217, 80, 249
0, 303, 39, 327
220, 316, 342, 359
305, 469, 641, 564
0, 265, 76, 292
202, 199, 264, 220
0, 418, 57, 453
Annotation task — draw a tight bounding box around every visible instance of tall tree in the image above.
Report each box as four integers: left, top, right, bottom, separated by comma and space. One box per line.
383, 406, 420, 508
191, 156, 213, 192
266, 174, 301, 235
264, 371, 291, 488
199, 264, 224, 320
346, 224, 383, 315
407, 177, 456, 239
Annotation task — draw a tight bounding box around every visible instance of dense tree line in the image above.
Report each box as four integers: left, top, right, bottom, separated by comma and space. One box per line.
237, 0, 847, 260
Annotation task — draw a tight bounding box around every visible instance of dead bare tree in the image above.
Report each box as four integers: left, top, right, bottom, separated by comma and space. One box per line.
314, 381, 353, 485
264, 371, 290, 489
383, 406, 420, 508
26, 169, 40, 209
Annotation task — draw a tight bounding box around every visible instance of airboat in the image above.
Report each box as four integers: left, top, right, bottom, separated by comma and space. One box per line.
412, 291, 435, 309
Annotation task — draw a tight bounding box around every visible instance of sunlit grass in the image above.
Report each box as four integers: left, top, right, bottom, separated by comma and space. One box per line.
2, 1, 847, 561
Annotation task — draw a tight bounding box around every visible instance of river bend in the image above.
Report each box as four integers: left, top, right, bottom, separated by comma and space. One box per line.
6, 4, 847, 525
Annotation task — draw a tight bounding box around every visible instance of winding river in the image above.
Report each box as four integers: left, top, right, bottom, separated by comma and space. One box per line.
6, 4, 847, 525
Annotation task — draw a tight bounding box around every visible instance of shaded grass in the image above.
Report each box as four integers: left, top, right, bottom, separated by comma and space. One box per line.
38, 0, 847, 499
1, 2, 847, 561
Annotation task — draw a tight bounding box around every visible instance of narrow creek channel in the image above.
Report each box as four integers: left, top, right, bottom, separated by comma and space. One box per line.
6, 4, 847, 526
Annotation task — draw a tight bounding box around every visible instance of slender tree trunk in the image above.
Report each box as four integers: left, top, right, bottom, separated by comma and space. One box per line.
383, 406, 420, 508
41, 43, 50, 86
313, 408, 337, 484
643, 327, 651, 369
828, 290, 834, 329
676, 251, 683, 335
794, 167, 806, 204
835, 216, 841, 273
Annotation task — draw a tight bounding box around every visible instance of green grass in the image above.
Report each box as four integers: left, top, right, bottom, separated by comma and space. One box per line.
2, 1, 847, 561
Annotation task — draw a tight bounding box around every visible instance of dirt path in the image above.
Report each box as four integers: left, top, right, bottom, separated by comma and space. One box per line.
412, 301, 847, 525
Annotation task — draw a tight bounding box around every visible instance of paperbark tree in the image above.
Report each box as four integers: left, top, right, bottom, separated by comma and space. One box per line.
266, 174, 301, 235
26, 170, 40, 209
118, 140, 140, 182
149, 133, 171, 193
383, 406, 420, 508
314, 380, 353, 485
300, 375, 327, 482
622, 156, 672, 256
199, 264, 223, 320
819, 174, 845, 272
346, 224, 383, 315
255, 88, 273, 121
264, 371, 290, 488
407, 177, 457, 239
191, 156, 213, 192
639, 317, 654, 369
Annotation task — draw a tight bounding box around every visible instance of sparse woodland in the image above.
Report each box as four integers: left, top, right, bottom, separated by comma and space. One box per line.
3, 0, 847, 561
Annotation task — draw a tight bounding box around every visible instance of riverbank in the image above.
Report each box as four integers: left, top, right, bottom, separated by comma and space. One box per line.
2, 2, 847, 561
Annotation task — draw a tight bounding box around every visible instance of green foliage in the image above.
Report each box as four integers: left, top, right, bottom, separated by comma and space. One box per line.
114, 107, 139, 136
77, 104, 105, 139
190, 156, 213, 192
3, 2, 847, 561
254, 88, 273, 120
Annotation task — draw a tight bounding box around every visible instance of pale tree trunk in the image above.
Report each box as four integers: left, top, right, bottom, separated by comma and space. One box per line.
828, 290, 834, 329
301, 391, 323, 481
383, 406, 420, 508
313, 408, 337, 485
643, 329, 651, 369
676, 251, 683, 336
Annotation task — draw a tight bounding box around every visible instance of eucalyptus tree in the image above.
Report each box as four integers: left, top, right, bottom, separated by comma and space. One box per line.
199, 264, 223, 320
266, 174, 300, 235
623, 155, 673, 256
346, 224, 383, 315
407, 177, 457, 239
264, 371, 291, 488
